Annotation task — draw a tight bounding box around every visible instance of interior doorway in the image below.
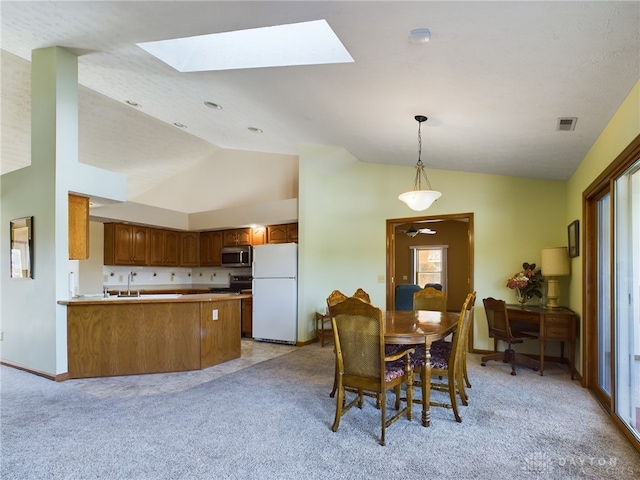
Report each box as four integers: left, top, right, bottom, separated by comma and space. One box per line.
386, 212, 474, 344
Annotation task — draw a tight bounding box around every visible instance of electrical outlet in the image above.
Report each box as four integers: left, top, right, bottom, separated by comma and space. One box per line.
0, 331, 3, 341
377, 275, 385, 283
212, 309, 218, 320
118, 275, 123, 282
103, 275, 108, 282
210, 275, 214, 281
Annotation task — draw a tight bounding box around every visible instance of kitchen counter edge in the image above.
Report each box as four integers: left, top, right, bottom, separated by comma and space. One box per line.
58, 293, 252, 306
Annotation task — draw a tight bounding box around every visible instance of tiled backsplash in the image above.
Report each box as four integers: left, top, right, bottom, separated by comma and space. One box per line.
103, 266, 252, 289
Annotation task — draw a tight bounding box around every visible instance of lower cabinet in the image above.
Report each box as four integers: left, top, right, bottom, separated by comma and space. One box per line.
66, 299, 242, 378
67, 303, 201, 377
241, 297, 253, 338
200, 299, 241, 368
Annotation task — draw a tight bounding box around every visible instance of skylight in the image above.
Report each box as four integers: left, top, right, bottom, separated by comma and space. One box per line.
137, 19, 354, 72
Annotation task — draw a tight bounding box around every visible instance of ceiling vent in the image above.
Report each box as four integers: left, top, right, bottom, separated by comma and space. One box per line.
557, 117, 577, 131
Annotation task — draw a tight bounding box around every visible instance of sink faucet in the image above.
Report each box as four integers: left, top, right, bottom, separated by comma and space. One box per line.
127, 272, 134, 296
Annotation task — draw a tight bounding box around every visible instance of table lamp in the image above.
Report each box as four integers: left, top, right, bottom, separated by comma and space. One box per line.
541, 247, 570, 309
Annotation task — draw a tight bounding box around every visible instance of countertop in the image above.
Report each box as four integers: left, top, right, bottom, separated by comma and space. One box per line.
58, 293, 251, 306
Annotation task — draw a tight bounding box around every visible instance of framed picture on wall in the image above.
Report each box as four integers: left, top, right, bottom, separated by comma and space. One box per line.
10, 216, 34, 278
568, 220, 579, 258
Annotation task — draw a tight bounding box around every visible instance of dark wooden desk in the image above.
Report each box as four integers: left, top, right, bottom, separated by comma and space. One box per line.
384, 310, 459, 427
505, 305, 578, 379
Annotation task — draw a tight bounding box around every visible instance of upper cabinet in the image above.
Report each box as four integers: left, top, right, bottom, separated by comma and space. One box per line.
104, 223, 149, 266
267, 223, 298, 244
223, 228, 252, 247
149, 228, 180, 266
250, 227, 266, 246
68, 193, 89, 260
180, 232, 200, 267
200, 231, 222, 267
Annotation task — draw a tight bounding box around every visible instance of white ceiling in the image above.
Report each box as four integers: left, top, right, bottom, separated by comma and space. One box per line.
2, 1, 639, 211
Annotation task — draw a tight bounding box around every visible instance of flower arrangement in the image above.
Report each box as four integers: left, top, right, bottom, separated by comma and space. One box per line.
506, 262, 544, 304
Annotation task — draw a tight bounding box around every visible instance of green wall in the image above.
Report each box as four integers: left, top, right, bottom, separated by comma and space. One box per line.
565, 79, 640, 369
297, 81, 640, 374
298, 146, 567, 350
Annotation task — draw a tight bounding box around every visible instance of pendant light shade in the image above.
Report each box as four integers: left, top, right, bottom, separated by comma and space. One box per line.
398, 115, 441, 211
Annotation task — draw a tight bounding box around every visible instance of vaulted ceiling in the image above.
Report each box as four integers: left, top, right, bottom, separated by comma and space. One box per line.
2, 1, 639, 214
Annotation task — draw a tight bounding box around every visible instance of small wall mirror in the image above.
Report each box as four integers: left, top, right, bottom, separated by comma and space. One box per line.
10, 216, 33, 278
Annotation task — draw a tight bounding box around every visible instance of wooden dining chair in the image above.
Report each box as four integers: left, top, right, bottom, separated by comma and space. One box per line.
413, 286, 447, 311
352, 288, 371, 303
329, 297, 415, 446
412, 292, 476, 423
319, 290, 348, 348
328, 289, 378, 402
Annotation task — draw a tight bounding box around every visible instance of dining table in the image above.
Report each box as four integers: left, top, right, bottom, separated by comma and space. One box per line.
384, 309, 460, 427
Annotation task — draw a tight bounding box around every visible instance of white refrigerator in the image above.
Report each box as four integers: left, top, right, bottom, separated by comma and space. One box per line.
252, 243, 298, 344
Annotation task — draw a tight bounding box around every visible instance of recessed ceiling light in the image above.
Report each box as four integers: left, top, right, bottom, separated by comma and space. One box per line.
125, 100, 141, 107
137, 19, 354, 72
408, 28, 431, 44
204, 101, 223, 110
174, 123, 187, 129
248, 127, 263, 134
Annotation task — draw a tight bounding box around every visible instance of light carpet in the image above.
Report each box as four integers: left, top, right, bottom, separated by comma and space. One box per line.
1, 341, 639, 479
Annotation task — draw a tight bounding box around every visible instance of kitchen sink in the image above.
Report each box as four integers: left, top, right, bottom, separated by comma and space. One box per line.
103, 293, 182, 300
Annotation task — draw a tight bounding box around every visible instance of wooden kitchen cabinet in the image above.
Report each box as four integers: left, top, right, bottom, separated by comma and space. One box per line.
68, 193, 89, 260
180, 232, 200, 267
149, 228, 180, 266
251, 227, 266, 246
241, 297, 253, 338
267, 223, 298, 244
104, 223, 149, 266
223, 228, 252, 247
199, 231, 223, 266
200, 299, 241, 368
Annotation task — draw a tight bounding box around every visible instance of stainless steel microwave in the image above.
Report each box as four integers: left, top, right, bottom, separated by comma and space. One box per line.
220, 246, 252, 268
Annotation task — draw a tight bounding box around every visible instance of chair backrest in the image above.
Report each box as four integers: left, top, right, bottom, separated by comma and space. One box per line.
395, 284, 422, 310
413, 287, 447, 311
326, 290, 348, 308
451, 292, 477, 364
482, 297, 514, 342
329, 296, 384, 383
352, 288, 371, 303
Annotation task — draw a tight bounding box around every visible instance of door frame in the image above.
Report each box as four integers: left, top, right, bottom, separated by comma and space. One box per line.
386, 212, 475, 348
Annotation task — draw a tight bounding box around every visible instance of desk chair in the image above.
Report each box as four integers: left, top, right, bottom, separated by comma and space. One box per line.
481, 297, 540, 375
330, 297, 415, 446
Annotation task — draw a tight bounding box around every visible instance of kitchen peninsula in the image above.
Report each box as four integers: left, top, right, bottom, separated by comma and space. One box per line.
58, 293, 250, 378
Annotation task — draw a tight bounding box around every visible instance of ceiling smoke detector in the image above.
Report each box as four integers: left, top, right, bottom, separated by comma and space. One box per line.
557, 117, 577, 131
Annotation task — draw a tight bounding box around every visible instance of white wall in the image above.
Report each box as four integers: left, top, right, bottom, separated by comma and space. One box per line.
1, 48, 125, 376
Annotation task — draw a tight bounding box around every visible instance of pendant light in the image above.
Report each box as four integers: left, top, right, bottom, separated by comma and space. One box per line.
398, 115, 441, 211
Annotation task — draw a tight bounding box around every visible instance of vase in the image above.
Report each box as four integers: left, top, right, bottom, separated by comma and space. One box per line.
516, 289, 528, 305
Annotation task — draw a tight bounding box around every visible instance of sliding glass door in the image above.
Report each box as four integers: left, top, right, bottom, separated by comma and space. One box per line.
585, 137, 640, 453
614, 159, 640, 441
597, 192, 611, 397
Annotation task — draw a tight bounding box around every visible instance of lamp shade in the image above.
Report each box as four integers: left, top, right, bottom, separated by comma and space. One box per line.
541, 247, 570, 276
398, 189, 442, 211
